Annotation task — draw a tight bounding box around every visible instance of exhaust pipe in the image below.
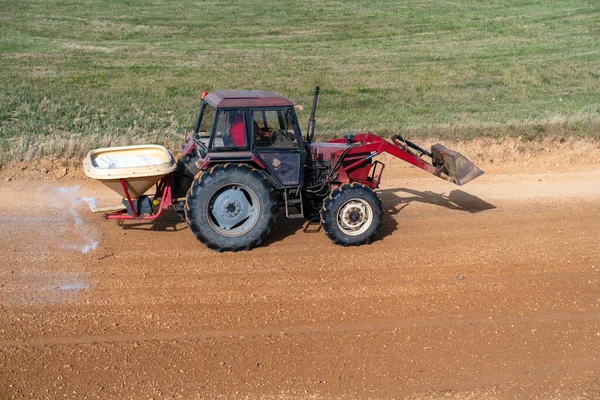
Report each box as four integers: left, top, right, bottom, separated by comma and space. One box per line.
306, 86, 320, 143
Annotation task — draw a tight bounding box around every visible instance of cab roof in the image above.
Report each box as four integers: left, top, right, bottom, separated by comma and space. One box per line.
204, 90, 294, 108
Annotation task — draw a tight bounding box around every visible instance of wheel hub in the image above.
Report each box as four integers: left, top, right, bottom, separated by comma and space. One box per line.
337, 199, 373, 236
224, 201, 241, 217
207, 184, 260, 237
346, 207, 363, 224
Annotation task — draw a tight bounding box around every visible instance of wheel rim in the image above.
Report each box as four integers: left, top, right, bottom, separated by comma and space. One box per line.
336, 198, 373, 236
206, 184, 260, 237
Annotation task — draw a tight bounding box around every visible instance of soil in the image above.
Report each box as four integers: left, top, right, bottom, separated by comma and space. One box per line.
1, 139, 599, 399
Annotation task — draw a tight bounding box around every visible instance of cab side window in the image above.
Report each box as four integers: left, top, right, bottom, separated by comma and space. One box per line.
212, 110, 247, 148
252, 110, 297, 149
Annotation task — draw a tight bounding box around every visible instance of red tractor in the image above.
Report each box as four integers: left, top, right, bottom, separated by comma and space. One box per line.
85, 87, 483, 251
167, 87, 483, 251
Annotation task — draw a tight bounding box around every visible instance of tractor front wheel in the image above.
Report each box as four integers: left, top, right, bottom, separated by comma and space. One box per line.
185, 163, 277, 252
320, 183, 383, 246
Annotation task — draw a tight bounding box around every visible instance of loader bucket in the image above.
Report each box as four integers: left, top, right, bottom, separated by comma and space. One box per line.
431, 144, 484, 186
83, 145, 176, 199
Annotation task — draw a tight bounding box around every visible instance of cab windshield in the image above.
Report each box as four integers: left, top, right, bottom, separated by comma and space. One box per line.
197, 103, 216, 139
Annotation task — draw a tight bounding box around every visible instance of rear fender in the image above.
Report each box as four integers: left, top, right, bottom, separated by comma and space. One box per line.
172, 153, 201, 200
195, 155, 278, 188
197, 153, 265, 171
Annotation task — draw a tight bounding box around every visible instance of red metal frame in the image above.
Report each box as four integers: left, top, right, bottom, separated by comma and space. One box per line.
324, 132, 439, 189
105, 175, 173, 220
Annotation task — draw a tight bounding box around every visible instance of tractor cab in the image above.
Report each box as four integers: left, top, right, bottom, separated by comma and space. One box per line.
190, 90, 305, 188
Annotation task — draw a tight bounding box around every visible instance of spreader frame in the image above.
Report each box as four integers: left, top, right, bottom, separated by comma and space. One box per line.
104, 175, 173, 220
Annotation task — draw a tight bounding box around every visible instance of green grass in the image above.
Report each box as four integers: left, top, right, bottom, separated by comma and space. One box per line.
1, 0, 599, 161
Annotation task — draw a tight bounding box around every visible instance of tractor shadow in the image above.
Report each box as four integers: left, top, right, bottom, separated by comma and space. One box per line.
261, 189, 495, 246
116, 189, 494, 244
258, 213, 316, 247
378, 188, 496, 215
118, 210, 188, 232
373, 188, 495, 242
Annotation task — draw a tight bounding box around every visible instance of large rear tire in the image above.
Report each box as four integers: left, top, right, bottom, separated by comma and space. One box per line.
185, 163, 277, 252
320, 183, 383, 246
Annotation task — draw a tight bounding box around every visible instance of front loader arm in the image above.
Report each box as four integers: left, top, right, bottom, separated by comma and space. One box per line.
333, 132, 483, 186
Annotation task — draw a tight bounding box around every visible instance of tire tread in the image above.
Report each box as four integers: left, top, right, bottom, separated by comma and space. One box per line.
185, 164, 277, 252
320, 183, 383, 246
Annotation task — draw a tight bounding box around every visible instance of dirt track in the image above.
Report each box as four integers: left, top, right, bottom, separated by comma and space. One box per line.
1, 158, 600, 399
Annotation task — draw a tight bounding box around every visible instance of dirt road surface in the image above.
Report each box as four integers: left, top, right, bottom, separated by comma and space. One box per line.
1, 158, 599, 399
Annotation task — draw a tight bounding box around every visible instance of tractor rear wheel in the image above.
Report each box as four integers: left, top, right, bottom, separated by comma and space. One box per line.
185, 163, 277, 252
320, 183, 383, 246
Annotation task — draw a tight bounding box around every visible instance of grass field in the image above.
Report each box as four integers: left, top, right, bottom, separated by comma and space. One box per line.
1, 0, 599, 161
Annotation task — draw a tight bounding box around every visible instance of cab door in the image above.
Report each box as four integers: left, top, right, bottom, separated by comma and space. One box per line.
250, 108, 304, 187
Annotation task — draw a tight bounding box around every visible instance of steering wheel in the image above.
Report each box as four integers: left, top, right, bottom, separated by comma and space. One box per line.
271, 130, 296, 146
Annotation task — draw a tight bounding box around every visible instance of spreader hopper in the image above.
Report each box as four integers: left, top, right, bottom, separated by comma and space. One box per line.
83, 145, 176, 200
